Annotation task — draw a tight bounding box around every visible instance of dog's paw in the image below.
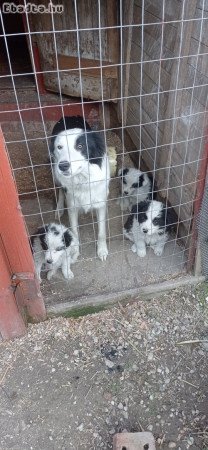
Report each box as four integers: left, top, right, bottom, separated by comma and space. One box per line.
47, 270, 55, 281
97, 241, 108, 261
70, 244, 80, 263
154, 246, 164, 256
131, 244, 137, 253
124, 229, 134, 242
137, 248, 146, 257
62, 269, 74, 280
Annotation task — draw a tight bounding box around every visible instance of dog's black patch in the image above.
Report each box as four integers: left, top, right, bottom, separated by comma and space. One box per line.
124, 213, 134, 233
132, 182, 139, 189
31, 225, 49, 251
153, 204, 177, 232
50, 115, 91, 153
132, 201, 149, 224
147, 174, 157, 200
62, 230, 72, 248
119, 168, 129, 179
75, 131, 105, 168
50, 225, 60, 236
63, 187, 67, 194
123, 177, 127, 185
139, 173, 144, 188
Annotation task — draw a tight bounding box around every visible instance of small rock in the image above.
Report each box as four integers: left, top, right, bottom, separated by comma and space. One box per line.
168, 442, 176, 448
147, 424, 153, 431
118, 403, 123, 410
109, 428, 116, 435
74, 350, 79, 356
186, 437, 194, 446
77, 423, 84, 432
105, 359, 114, 369
148, 352, 154, 361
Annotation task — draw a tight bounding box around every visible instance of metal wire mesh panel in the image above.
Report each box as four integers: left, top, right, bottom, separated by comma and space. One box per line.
198, 184, 208, 277
0, 0, 207, 307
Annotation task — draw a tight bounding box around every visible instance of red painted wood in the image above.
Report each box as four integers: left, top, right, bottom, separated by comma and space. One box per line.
0, 239, 26, 340
0, 127, 46, 337
0, 102, 99, 123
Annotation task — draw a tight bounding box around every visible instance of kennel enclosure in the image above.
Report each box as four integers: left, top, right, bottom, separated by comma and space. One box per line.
0, 0, 208, 338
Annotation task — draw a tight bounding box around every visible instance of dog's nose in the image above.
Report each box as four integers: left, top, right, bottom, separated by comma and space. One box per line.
143, 229, 148, 234
123, 191, 128, 195
58, 161, 70, 172
46, 259, 52, 264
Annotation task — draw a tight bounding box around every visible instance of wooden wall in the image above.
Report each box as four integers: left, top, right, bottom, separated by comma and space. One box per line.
29, 0, 119, 101
124, 0, 208, 235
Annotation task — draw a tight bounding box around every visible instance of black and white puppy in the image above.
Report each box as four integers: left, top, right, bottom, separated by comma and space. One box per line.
118, 167, 153, 211
31, 223, 78, 282
124, 200, 176, 257
50, 116, 110, 261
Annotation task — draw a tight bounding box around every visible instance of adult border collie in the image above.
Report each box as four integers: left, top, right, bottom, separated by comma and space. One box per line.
50, 116, 110, 261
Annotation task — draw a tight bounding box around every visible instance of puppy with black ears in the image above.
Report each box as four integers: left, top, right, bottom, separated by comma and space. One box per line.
124, 199, 176, 257
31, 223, 78, 282
118, 167, 153, 211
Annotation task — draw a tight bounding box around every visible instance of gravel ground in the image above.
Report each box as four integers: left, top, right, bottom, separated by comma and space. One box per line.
0, 285, 208, 450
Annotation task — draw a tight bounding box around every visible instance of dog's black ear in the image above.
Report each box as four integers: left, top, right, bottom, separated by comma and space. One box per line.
62, 230, 72, 248
137, 173, 144, 188
87, 131, 105, 167
124, 212, 134, 232
33, 225, 49, 250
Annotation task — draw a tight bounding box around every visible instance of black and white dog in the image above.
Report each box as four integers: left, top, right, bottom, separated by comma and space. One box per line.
118, 167, 153, 211
31, 223, 78, 282
50, 116, 110, 261
124, 200, 176, 257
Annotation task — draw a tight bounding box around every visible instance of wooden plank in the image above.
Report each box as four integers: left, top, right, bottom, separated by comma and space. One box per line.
122, 0, 134, 124
57, 54, 118, 79
30, 0, 119, 99
157, 0, 198, 198
106, 0, 119, 64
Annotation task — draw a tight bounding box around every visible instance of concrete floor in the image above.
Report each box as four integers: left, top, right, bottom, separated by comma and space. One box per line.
21, 174, 186, 306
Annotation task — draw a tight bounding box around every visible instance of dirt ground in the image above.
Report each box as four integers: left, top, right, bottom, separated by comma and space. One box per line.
0, 284, 208, 450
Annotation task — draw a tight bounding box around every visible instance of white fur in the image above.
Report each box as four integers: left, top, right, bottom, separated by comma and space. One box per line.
53, 129, 110, 261
124, 200, 169, 257
118, 167, 152, 211
32, 223, 78, 282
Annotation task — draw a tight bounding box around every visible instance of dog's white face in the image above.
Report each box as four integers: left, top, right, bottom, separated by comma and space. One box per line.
131, 200, 166, 236
119, 168, 149, 196
53, 128, 87, 177
37, 224, 72, 265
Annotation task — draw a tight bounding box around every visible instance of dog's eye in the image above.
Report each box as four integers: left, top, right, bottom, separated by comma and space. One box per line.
57, 145, 63, 150
77, 144, 83, 149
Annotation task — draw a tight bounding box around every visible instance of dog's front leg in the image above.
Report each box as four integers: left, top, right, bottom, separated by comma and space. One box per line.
55, 188, 65, 219
66, 195, 80, 259
132, 238, 146, 257
61, 257, 74, 280
96, 205, 108, 261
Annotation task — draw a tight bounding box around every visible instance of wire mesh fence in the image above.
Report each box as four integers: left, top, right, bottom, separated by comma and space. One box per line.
0, 0, 207, 306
